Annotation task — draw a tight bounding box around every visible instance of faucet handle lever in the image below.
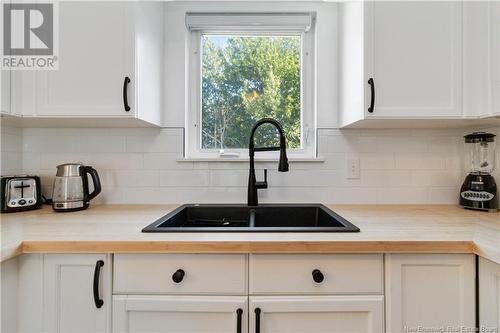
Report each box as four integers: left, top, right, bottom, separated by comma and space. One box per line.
255, 169, 268, 189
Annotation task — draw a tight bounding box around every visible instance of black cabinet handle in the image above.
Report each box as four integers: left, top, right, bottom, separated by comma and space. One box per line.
368, 78, 375, 113
255, 308, 261, 333
172, 269, 185, 283
312, 269, 324, 283
93, 260, 104, 309
123, 76, 131, 112
236, 308, 243, 333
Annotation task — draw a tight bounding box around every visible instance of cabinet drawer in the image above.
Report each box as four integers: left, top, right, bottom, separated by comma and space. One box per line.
249, 254, 383, 295
113, 254, 247, 295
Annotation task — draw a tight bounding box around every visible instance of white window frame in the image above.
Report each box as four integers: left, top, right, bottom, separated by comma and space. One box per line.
186, 13, 316, 160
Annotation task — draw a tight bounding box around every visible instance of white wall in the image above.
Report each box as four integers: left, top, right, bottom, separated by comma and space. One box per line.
16, 126, 466, 205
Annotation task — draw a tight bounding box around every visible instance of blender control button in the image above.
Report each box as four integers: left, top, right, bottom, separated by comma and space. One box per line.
18, 199, 26, 205
28, 200, 33, 204
10, 201, 16, 205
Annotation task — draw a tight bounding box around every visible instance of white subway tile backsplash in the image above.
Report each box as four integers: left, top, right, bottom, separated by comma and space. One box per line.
73, 136, 126, 153
22, 152, 41, 170
411, 170, 462, 187
359, 170, 412, 187
260, 186, 332, 203
1, 152, 22, 173
445, 154, 462, 171
395, 153, 446, 170
376, 187, 429, 204
23, 135, 75, 153
1, 133, 23, 152
426, 136, 462, 153
327, 187, 379, 204
40, 153, 91, 169
126, 131, 182, 153
209, 170, 247, 187
359, 153, 395, 170
316, 155, 346, 171
428, 187, 460, 204
109, 170, 159, 188
87, 153, 142, 170
160, 170, 210, 187
0, 126, 473, 204
143, 153, 191, 170
269, 170, 342, 187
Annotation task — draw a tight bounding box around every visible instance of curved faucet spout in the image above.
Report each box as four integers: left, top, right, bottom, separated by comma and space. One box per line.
248, 118, 289, 206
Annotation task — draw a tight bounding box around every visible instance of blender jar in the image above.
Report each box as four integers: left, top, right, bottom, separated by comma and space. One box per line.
464, 132, 496, 174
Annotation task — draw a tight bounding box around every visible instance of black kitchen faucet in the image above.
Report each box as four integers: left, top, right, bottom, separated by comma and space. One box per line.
248, 118, 289, 206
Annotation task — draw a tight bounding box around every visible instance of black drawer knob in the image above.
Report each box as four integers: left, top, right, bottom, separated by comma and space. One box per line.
312, 269, 324, 283
172, 269, 185, 283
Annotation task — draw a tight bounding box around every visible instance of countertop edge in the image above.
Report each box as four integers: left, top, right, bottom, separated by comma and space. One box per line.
0, 240, 489, 262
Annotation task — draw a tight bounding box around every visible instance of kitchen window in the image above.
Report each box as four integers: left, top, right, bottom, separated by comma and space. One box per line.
186, 13, 316, 159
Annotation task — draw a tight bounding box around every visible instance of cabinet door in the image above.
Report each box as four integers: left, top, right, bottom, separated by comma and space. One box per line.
35, 2, 134, 117
113, 295, 248, 333
365, 2, 462, 118
491, 1, 500, 116
479, 257, 500, 331
43, 254, 111, 333
1, 69, 10, 114
249, 296, 384, 333
385, 254, 475, 333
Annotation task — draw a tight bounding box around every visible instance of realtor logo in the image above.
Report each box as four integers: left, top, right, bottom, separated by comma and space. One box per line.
1, 2, 58, 69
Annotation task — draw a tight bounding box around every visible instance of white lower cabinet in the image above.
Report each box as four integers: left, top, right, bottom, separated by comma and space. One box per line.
43, 254, 112, 333
112, 295, 248, 333
249, 296, 384, 333
7, 253, 481, 333
385, 254, 475, 333
479, 257, 500, 331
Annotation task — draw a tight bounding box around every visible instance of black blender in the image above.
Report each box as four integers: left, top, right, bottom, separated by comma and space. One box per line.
460, 132, 498, 212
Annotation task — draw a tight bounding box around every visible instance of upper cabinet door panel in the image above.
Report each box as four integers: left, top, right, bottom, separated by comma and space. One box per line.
366, 1, 462, 118
35, 2, 134, 117
491, 1, 500, 116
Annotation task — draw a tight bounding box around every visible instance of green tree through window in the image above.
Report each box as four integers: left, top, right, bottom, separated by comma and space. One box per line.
201, 35, 301, 150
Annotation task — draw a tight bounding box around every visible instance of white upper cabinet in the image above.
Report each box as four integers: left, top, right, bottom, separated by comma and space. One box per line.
463, 1, 500, 119
365, 1, 462, 118
490, 1, 500, 117
1, 70, 10, 115
11, 1, 163, 126
35, 2, 134, 118
340, 1, 463, 126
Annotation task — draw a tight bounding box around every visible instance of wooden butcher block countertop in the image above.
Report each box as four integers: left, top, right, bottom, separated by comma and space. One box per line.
1, 204, 498, 264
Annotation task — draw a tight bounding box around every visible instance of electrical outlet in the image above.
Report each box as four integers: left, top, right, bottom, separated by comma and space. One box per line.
346, 158, 360, 179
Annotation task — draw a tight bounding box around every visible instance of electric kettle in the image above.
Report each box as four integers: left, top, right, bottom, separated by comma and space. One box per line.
52, 163, 101, 212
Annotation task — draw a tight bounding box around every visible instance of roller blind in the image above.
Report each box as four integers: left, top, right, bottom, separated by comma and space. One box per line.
185, 13, 314, 32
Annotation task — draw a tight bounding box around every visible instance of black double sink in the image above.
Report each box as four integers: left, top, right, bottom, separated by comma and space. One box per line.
142, 204, 359, 233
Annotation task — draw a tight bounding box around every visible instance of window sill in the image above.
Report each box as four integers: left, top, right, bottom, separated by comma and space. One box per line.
178, 157, 325, 163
